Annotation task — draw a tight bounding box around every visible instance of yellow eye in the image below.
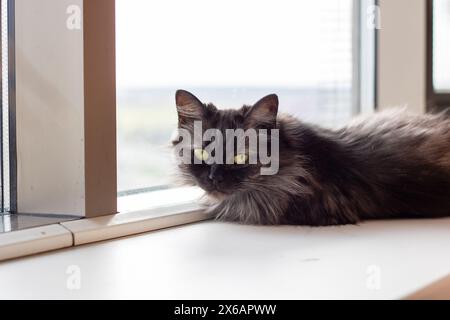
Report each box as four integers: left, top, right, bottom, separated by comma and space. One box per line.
194, 149, 209, 161
234, 154, 248, 165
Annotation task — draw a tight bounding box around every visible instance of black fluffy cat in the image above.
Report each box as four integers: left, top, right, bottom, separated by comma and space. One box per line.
173, 90, 450, 226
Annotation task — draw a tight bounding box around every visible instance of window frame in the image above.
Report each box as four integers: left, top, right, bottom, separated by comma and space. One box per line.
0, 0, 15, 214
0, 0, 4, 214
6, 0, 16, 214
426, 0, 450, 112
3, 0, 116, 218
354, 0, 378, 114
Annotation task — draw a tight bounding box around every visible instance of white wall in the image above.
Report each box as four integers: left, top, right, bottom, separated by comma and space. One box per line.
378, 0, 427, 113
15, 0, 85, 215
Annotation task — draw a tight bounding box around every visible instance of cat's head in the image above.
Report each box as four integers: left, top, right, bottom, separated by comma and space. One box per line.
172, 90, 279, 197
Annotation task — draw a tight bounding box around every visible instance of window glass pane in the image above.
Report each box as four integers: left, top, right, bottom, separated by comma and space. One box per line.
433, 0, 450, 92
117, 0, 354, 192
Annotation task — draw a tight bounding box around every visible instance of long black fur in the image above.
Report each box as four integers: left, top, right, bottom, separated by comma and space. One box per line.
173, 90, 450, 226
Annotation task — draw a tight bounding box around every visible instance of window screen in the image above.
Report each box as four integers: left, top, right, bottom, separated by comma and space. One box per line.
1, 0, 10, 212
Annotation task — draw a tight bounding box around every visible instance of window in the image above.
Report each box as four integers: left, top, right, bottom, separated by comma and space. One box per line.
117, 0, 363, 194
427, 0, 450, 110
0, 0, 376, 235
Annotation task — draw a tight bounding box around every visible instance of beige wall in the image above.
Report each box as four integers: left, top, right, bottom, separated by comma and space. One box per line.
378, 0, 427, 113
15, 0, 85, 215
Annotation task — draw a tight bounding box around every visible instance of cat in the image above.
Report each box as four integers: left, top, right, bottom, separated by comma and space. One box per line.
172, 89, 450, 226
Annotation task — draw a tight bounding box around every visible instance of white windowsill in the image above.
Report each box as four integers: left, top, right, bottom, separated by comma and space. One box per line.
2, 188, 450, 299
0, 224, 73, 261
1, 218, 450, 299
62, 202, 210, 246
118, 186, 205, 213
0, 187, 210, 261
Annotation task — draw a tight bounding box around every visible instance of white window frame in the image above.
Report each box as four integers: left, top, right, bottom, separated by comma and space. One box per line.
377, 0, 428, 113
9, 0, 117, 218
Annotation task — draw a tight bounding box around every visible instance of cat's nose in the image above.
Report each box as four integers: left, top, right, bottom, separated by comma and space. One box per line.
208, 165, 223, 182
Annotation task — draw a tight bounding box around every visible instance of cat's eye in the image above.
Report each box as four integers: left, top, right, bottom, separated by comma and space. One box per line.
234, 154, 248, 165
194, 148, 209, 162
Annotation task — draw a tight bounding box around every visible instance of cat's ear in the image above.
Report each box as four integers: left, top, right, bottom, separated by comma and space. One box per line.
175, 90, 205, 127
246, 94, 279, 128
